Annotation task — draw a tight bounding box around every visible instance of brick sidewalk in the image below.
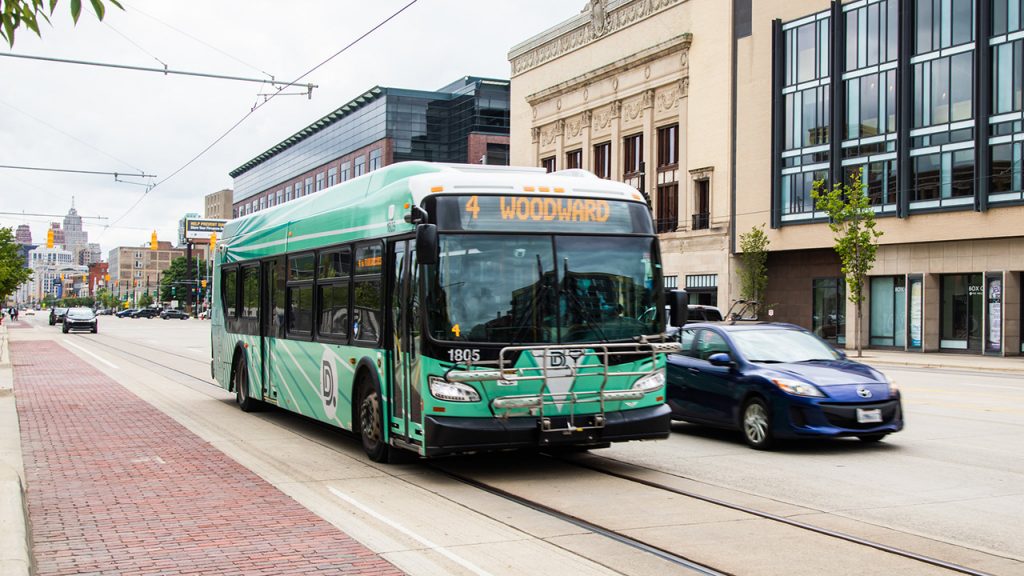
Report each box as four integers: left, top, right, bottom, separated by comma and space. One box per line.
11, 341, 404, 576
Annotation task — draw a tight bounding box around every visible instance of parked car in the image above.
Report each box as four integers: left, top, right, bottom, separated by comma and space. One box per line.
95, 308, 114, 315
641, 304, 724, 337
115, 308, 137, 318
48, 307, 69, 325
160, 308, 189, 320
132, 308, 160, 319
63, 307, 98, 334
666, 322, 902, 449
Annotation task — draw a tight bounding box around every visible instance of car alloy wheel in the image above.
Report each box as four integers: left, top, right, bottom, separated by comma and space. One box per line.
742, 398, 774, 450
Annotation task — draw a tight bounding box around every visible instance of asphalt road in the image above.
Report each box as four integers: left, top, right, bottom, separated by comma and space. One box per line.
12, 313, 1024, 575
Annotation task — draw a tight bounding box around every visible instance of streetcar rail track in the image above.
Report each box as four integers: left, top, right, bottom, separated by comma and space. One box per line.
69, 330, 1000, 575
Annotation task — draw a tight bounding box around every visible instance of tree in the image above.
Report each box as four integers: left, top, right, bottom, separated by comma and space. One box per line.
812, 172, 883, 357
138, 292, 154, 308
0, 227, 32, 302
2, 0, 123, 47
160, 256, 207, 302
737, 224, 769, 317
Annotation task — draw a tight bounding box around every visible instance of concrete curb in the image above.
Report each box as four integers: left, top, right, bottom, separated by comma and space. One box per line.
0, 324, 31, 576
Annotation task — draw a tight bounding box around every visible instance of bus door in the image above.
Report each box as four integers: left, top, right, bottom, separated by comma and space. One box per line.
389, 239, 420, 441
259, 257, 283, 403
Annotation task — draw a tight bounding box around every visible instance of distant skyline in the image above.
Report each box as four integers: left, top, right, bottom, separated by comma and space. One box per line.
0, 0, 584, 255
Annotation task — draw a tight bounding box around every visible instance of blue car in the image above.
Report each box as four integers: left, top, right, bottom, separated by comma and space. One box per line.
666, 322, 902, 449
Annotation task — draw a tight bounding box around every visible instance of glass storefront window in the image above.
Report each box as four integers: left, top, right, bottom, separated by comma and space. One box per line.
940, 273, 984, 351
813, 277, 846, 345
870, 276, 907, 347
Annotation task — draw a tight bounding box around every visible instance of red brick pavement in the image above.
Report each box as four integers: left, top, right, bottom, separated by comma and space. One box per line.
11, 341, 405, 576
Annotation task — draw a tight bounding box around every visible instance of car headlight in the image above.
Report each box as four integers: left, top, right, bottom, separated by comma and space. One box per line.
770, 377, 824, 398
886, 375, 898, 396
632, 370, 665, 393
429, 376, 481, 402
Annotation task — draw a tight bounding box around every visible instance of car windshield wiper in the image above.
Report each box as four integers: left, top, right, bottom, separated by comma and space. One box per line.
747, 359, 784, 363
796, 358, 837, 363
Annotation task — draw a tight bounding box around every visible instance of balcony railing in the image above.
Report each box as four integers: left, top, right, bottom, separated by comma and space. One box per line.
692, 212, 710, 230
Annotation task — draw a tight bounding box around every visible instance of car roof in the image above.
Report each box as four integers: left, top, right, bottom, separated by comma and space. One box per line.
682, 321, 805, 332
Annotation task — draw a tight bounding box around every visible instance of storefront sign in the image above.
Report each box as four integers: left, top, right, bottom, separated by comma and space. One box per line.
987, 278, 1002, 353
909, 280, 922, 348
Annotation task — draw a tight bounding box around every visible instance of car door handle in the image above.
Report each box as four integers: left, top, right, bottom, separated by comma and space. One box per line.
688, 368, 700, 374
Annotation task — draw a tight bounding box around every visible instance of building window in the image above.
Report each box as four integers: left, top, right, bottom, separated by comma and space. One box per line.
914, 53, 974, 127
911, 149, 975, 204
541, 156, 556, 173
316, 173, 325, 191
565, 149, 582, 170
692, 179, 710, 230
341, 162, 351, 181
940, 273, 984, 351
812, 277, 846, 345
276, 190, 283, 205
623, 134, 643, 175
305, 177, 313, 195
485, 143, 509, 165
990, 142, 1023, 200
285, 185, 292, 201
354, 156, 366, 177
259, 197, 266, 210
870, 276, 907, 347
992, 39, 1023, 115
369, 148, 382, 171
328, 167, 337, 187
915, 0, 974, 55
593, 142, 611, 178
685, 274, 718, 307
657, 124, 678, 167
655, 184, 678, 233
779, 11, 831, 221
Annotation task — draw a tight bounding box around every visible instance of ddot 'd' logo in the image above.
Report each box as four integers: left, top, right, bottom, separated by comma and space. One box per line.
320, 350, 338, 419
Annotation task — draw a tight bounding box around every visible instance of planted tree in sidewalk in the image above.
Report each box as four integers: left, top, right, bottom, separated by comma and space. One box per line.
737, 224, 769, 317
811, 172, 883, 357
0, 227, 32, 301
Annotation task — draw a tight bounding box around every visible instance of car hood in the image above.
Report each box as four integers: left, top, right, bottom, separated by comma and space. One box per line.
762, 360, 886, 386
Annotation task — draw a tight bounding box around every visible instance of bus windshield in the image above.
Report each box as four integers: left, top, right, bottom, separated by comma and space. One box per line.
426, 234, 661, 344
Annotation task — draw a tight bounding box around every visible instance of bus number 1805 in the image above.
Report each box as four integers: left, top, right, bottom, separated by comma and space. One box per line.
448, 349, 481, 363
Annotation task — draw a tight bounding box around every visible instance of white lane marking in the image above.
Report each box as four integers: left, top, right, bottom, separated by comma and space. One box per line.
62, 339, 120, 370
327, 486, 495, 576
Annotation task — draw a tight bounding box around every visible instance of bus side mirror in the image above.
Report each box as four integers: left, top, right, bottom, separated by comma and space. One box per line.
668, 289, 687, 329
416, 224, 438, 265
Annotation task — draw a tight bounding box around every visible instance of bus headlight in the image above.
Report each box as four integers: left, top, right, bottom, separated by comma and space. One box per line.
631, 370, 665, 393
429, 376, 481, 402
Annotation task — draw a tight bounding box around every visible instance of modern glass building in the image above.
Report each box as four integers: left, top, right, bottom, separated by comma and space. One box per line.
509, 0, 1022, 356
229, 76, 511, 216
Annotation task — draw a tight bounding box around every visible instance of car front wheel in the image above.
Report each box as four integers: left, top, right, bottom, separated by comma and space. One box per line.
742, 397, 774, 450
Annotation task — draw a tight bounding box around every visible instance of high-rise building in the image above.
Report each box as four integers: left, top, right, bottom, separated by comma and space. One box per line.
14, 224, 32, 244
204, 189, 233, 219
49, 222, 65, 248
228, 76, 511, 217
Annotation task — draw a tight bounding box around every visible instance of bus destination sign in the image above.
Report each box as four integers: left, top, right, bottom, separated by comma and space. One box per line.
435, 195, 649, 234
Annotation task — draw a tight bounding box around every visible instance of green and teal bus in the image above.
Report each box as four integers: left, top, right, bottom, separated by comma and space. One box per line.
212, 162, 685, 462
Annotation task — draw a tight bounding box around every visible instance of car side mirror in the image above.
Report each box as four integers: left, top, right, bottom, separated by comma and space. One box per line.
708, 352, 734, 367
835, 348, 847, 359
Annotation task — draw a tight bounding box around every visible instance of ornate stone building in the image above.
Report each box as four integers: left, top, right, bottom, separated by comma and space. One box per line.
509, 0, 731, 307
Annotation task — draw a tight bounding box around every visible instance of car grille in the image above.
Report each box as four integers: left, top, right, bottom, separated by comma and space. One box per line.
819, 400, 900, 429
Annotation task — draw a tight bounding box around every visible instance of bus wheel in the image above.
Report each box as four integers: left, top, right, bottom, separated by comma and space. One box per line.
234, 356, 256, 413
358, 379, 389, 463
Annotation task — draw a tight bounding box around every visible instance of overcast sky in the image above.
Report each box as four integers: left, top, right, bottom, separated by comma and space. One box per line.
0, 0, 584, 256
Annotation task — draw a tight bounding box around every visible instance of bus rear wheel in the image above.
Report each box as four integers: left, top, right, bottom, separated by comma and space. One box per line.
234, 356, 257, 413
358, 378, 389, 463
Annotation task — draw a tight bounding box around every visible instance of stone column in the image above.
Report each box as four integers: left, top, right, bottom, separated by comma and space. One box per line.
554, 119, 566, 171
1004, 271, 1021, 356
642, 89, 656, 208
678, 77, 690, 229
582, 111, 593, 170
530, 127, 540, 168
923, 273, 941, 352
611, 100, 623, 181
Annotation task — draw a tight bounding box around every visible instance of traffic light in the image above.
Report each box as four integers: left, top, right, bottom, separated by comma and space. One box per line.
47, 228, 54, 248
201, 279, 207, 288
171, 287, 176, 297
209, 232, 217, 252
150, 230, 158, 251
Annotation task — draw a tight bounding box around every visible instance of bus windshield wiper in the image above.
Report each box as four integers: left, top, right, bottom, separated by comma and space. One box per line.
510, 254, 549, 344
561, 257, 610, 343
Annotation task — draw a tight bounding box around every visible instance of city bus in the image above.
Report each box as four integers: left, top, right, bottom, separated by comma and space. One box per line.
212, 162, 685, 462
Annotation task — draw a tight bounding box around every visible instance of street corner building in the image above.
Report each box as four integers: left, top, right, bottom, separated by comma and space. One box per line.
507, 0, 1024, 356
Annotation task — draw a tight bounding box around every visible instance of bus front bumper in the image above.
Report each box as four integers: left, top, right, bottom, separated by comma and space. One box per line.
422, 404, 671, 457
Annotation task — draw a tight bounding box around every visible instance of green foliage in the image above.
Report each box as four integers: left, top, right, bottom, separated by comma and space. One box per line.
138, 292, 154, 308
811, 172, 884, 355
1, 0, 123, 47
0, 227, 32, 301
160, 256, 208, 302
58, 295, 94, 307
737, 224, 769, 315
94, 287, 118, 309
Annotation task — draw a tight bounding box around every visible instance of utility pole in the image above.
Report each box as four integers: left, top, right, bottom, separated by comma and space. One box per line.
185, 241, 193, 316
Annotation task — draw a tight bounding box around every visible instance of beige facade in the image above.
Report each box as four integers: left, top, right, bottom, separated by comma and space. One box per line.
107, 242, 185, 300
510, 0, 733, 306
510, 0, 1024, 356
204, 189, 233, 220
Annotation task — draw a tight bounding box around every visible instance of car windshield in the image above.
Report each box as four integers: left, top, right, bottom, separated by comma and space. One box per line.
67, 308, 94, 319
425, 234, 661, 344
729, 328, 840, 363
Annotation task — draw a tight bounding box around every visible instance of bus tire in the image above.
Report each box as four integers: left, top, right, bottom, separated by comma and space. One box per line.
357, 375, 389, 463
233, 353, 257, 413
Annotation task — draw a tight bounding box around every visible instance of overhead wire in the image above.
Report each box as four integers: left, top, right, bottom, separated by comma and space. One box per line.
103, 21, 168, 69
104, 0, 420, 231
